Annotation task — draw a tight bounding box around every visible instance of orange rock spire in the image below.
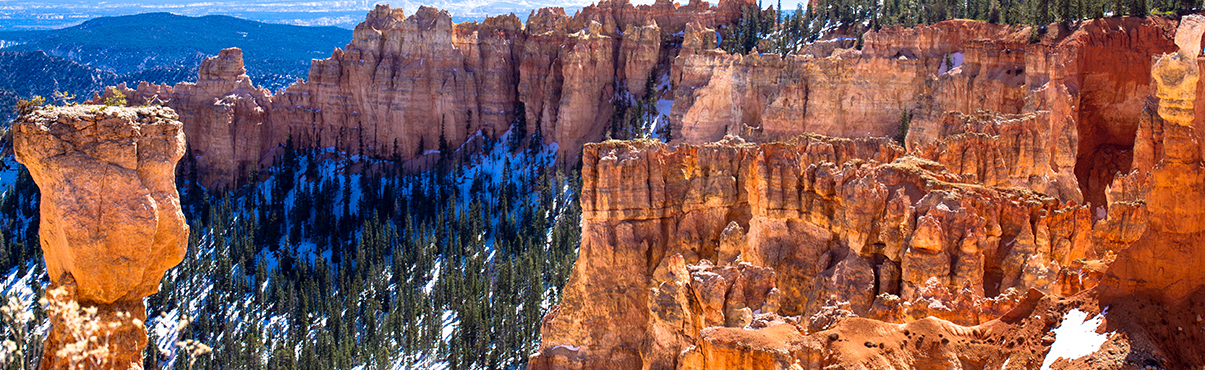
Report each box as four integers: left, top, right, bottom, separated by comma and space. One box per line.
13, 105, 189, 370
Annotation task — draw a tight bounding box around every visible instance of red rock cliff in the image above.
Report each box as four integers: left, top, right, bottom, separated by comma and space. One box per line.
530, 131, 1110, 368
107, 0, 754, 188
533, 14, 1205, 370
670, 17, 1178, 209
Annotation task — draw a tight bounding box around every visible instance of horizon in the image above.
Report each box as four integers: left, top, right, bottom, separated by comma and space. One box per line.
0, 0, 805, 31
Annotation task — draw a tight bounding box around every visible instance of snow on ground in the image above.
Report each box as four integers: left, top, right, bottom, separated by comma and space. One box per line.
149, 308, 183, 365
450, 124, 559, 254
0, 265, 40, 306
440, 310, 458, 343
388, 310, 459, 370
937, 52, 965, 75
1040, 308, 1111, 370
0, 154, 18, 196
645, 71, 674, 140
423, 258, 442, 295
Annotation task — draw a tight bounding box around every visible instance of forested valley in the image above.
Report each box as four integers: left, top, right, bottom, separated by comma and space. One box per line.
0, 127, 582, 369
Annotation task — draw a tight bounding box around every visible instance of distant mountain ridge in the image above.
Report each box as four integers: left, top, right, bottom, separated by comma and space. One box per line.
0, 0, 598, 30
0, 12, 352, 92
0, 50, 118, 124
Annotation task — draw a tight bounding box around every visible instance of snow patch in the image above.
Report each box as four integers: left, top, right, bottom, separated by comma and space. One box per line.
937, 52, 965, 75
1040, 308, 1110, 370
441, 310, 458, 343
423, 259, 442, 295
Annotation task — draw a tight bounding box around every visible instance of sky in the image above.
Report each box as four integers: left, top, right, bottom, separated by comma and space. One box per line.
0, 0, 807, 30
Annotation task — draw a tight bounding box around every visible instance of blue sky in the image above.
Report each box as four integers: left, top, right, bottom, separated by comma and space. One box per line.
0, 0, 807, 30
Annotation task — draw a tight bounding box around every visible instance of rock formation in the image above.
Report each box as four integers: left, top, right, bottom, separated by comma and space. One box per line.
13, 105, 188, 370
73, 2, 1205, 366
97, 2, 1181, 211
670, 17, 1178, 208
107, 48, 273, 189
104, 0, 754, 188
1100, 14, 1205, 304
530, 132, 1111, 368
532, 14, 1205, 370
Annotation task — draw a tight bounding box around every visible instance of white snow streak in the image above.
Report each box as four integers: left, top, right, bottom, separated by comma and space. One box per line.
1040, 308, 1110, 370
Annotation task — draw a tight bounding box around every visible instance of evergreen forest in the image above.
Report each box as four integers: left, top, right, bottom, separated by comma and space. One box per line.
0, 127, 582, 369
720, 0, 1201, 56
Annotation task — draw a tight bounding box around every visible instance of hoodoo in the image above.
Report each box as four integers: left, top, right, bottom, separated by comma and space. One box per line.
103, 0, 754, 189
13, 105, 189, 369
49, 1, 1205, 367
530, 13, 1205, 370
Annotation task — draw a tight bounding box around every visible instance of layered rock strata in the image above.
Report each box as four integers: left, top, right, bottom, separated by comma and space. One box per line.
13, 105, 189, 370
105, 4, 1180, 205
530, 134, 1105, 368
106, 0, 753, 188
671, 17, 1178, 208
534, 14, 1205, 370
1100, 14, 1205, 303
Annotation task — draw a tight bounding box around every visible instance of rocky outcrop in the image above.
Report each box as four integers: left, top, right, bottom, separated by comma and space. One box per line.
670, 17, 1178, 208
530, 134, 1106, 368
911, 111, 1081, 203
534, 14, 1205, 370
108, 0, 754, 188
12, 105, 189, 369
670, 21, 1032, 146
1100, 14, 1205, 304
103, 48, 272, 189
102, 3, 1180, 205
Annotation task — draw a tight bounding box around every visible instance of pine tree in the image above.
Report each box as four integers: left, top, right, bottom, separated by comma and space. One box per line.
1129, 0, 1148, 15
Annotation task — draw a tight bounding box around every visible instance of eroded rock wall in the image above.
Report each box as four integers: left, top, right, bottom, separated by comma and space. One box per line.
1100, 14, 1205, 304
530, 133, 1107, 368
535, 14, 1205, 370
122, 49, 271, 188
670, 17, 1178, 208
109, 0, 753, 188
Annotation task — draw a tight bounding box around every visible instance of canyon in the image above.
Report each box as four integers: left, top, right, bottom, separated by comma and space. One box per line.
530, 14, 1205, 370
56, 0, 1205, 367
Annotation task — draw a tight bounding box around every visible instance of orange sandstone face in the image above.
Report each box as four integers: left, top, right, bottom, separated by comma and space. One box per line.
13, 105, 189, 304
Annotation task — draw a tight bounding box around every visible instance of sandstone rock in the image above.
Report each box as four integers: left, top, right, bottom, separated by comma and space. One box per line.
530, 14, 1205, 369
716, 221, 747, 265
554, 21, 617, 158
619, 21, 662, 98
534, 133, 1104, 367
912, 111, 1081, 202
670, 20, 1033, 147
679, 322, 821, 370
1100, 14, 1205, 304
680, 22, 717, 56
669, 17, 1178, 209
113, 0, 755, 188
99, 48, 272, 189
13, 105, 188, 370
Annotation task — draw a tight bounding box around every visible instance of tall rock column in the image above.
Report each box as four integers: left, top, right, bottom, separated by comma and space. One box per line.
13, 105, 189, 369
1102, 15, 1205, 303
